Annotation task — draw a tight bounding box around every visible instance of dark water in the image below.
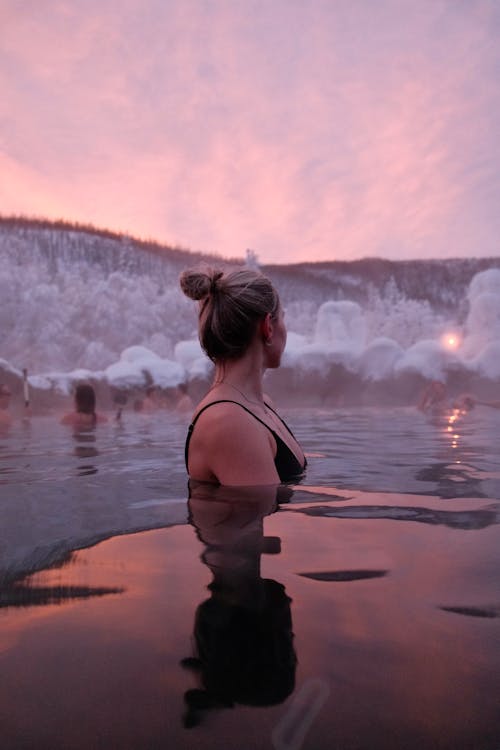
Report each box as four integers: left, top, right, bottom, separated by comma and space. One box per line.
0, 408, 499, 749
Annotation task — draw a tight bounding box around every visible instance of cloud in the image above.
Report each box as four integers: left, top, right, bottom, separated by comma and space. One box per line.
1, 0, 500, 261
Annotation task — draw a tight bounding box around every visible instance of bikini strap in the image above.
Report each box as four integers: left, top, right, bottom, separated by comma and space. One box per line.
189, 399, 272, 430
185, 399, 275, 470
262, 401, 298, 439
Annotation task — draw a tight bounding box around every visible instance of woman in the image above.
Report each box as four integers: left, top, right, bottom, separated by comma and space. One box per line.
180, 267, 306, 485
61, 383, 108, 429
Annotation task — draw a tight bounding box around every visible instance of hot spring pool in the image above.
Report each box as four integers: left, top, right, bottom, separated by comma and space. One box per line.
1, 406, 499, 749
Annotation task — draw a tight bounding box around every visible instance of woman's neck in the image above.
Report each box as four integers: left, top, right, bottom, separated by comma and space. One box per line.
213, 353, 265, 402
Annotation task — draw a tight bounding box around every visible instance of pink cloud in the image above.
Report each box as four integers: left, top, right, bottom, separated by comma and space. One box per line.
1, 1, 499, 262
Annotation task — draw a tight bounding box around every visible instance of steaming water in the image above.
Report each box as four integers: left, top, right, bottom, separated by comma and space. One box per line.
1, 221, 500, 404
1, 406, 499, 748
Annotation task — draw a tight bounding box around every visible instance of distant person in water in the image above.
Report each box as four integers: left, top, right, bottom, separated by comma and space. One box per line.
180, 266, 306, 485
418, 380, 448, 414
134, 385, 164, 413
173, 383, 194, 414
454, 394, 500, 411
143, 385, 162, 411
61, 384, 108, 428
0, 383, 13, 427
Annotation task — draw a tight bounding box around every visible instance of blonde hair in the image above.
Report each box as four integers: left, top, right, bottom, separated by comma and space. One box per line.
180, 266, 280, 362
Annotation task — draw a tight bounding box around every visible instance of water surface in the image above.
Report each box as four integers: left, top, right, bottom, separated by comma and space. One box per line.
1, 407, 499, 749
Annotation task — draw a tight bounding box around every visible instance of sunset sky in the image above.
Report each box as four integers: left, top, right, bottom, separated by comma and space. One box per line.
1, 0, 499, 263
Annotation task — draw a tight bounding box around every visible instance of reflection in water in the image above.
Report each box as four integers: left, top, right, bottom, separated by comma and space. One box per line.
289, 503, 499, 530
0, 550, 124, 610
73, 430, 99, 475
414, 461, 485, 499
417, 408, 487, 498
182, 483, 297, 728
438, 605, 500, 619
298, 570, 388, 582
0, 582, 124, 609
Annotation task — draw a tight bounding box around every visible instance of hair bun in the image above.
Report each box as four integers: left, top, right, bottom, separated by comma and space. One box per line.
179, 268, 221, 301
210, 271, 223, 294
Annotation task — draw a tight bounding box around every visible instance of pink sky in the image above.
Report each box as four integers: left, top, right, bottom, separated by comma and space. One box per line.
1, 0, 499, 263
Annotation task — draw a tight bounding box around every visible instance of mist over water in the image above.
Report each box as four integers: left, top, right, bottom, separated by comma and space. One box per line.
1, 219, 499, 406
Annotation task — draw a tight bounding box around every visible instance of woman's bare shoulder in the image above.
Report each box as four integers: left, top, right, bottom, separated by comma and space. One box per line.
190, 400, 279, 485
193, 399, 257, 432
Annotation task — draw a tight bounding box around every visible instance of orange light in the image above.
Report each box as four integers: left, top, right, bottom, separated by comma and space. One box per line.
441, 332, 461, 350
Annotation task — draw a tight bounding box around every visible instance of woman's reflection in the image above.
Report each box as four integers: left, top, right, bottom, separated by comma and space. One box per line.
72, 431, 99, 476
182, 483, 297, 728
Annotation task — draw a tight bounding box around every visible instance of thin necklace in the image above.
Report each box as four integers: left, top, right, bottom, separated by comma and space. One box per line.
211, 382, 297, 449
213, 381, 270, 415
218, 383, 296, 449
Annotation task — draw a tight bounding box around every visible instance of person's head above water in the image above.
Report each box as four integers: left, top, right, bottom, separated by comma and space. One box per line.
74, 383, 96, 414
180, 266, 304, 486
179, 267, 281, 363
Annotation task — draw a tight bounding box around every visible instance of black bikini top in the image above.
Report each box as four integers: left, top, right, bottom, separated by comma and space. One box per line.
185, 399, 306, 483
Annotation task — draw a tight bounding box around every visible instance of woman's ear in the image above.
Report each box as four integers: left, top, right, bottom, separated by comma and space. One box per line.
260, 313, 273, 342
